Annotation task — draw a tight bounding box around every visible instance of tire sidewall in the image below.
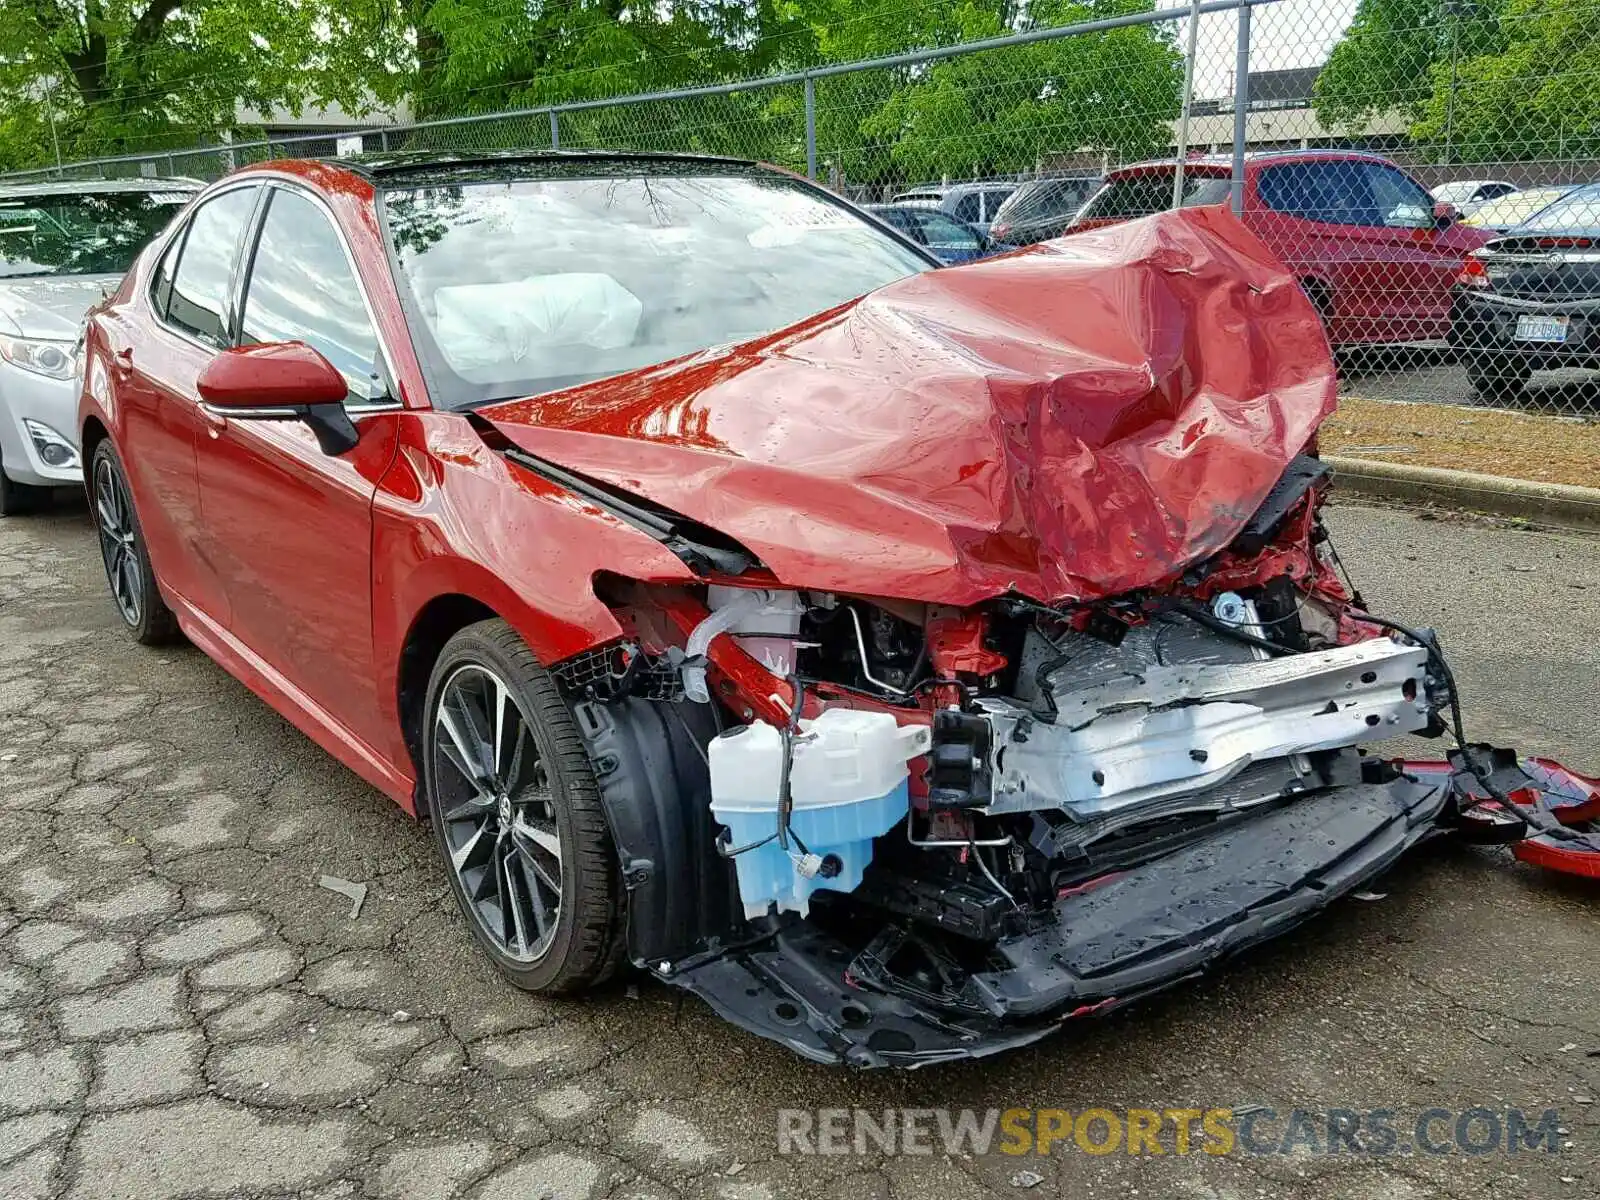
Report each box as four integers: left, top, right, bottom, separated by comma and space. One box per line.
421, 624, 608, 992
90, 439, 168, 643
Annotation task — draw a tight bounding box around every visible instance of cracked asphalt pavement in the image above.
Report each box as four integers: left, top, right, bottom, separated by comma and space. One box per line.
1, 498, 1596, 1200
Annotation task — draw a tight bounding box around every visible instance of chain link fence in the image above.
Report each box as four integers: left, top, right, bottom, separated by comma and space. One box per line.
6, 0, 1600, 469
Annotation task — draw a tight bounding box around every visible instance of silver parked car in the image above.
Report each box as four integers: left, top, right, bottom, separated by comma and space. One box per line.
0, 178, 198, 513
888, 181, 1016, 237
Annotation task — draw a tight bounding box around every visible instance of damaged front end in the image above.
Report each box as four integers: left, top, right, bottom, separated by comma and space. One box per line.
470, 209, 1597, 1066
547, 465, 1594, 1067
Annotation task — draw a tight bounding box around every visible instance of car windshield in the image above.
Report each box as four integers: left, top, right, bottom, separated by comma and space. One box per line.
994, 178, 1098, 223
0, 190, 189, 279
1078, 172, 1233, 220
1513, 185, 1600, 233
383, 169, 931, 408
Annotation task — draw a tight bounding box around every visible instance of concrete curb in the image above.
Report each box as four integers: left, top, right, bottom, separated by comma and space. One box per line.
1326, 455, 1600, 533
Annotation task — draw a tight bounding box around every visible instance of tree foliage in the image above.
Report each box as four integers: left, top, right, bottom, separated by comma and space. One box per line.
0, 0, 1182, 186
0, 0, 410, 168
1314, 0, 1600, 162
1412, 0, 1600, 160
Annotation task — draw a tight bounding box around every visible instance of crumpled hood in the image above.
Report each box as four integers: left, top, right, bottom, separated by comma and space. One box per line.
0, 275, 120, 339
481, 207, 1336, 605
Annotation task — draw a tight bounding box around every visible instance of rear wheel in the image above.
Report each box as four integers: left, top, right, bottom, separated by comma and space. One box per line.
1465, 351, 1533, 400
90, 441, 179, 645
0, 472, 49, 517
423, 620, 624, 994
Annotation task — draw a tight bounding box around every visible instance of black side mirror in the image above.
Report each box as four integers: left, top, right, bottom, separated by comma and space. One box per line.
196, 342, 362, 456
300, 404, 362, 456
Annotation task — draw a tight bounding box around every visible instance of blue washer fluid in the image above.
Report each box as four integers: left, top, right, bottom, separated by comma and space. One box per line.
708, 710, 932, 918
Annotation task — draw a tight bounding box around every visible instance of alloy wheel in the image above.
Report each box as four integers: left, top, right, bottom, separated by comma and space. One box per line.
432, 663, 564, 963
94, 457, 142, 627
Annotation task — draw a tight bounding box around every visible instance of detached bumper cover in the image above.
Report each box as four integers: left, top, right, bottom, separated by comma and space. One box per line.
659, 772, 1453, 1068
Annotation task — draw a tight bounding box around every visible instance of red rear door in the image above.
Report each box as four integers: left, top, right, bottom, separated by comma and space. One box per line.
105, 184, 264, 625
192, 184, 399, 753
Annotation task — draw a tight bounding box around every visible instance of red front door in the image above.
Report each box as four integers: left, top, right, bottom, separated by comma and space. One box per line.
1248, 159, 1492, 345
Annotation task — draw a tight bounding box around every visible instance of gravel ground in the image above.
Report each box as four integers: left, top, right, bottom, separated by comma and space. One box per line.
1322, 397, 1600, 488
0, 498, 1596, 1200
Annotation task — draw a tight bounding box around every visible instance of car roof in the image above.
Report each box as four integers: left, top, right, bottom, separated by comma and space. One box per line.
892, 181, 1013, 199
1105, 149, 1398, 180
867, 202, 956, 217
231, 149, 771, 192
1013, 174, 1100, 185
344, 148, 761, 183
0, 177, 203, 199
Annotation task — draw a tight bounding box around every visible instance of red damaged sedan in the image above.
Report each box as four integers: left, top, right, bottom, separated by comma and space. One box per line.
78, 153, 1599, 1066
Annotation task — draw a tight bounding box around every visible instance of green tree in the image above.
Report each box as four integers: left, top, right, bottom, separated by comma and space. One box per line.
1411, 0, 1600, 161
860, 1, 1181, 184
1315, 0, 1508, 132
0, 0, 407, 169
393, 0, 1182, 186
1314, 0, 1600, 162
0, 0, 1186, 183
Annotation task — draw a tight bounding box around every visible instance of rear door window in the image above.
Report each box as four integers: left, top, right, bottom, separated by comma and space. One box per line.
165, 187, 260, 348
872, 209, 918, 236
952, 192, 981, 223
981, 188, 1014, 222
1258, 161, 1376, 226
1366, 163, 1434, 228
999, 179, 1097, 222
914, 212, 983, 254
1080, 172, 1229, 220
149, 233, 182, 320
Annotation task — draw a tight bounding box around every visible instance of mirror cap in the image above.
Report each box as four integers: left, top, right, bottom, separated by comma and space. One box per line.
197, 342, 348, 410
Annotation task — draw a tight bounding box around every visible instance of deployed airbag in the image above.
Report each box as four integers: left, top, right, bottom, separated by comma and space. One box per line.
434, 273, 643, 372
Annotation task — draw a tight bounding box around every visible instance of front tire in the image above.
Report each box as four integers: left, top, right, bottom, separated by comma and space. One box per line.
423, 620, 624, 994
90, 441, 179, 645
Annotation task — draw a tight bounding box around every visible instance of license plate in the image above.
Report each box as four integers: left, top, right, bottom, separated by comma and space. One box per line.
1514, 314, 1569, 343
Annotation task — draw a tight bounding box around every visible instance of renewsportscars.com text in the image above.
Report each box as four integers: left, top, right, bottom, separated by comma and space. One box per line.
776, 1107, 1569, 1157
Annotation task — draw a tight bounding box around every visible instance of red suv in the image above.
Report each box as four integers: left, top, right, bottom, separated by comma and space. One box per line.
1071, 152, 1493, 346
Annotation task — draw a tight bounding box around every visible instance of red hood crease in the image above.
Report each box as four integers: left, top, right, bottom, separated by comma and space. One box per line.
481, 206, 1337, 606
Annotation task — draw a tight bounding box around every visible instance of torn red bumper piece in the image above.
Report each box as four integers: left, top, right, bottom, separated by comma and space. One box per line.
1408, 755, 1600, 880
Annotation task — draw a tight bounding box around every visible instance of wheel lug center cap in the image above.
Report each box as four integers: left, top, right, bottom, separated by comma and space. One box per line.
497, 794, 512, 826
